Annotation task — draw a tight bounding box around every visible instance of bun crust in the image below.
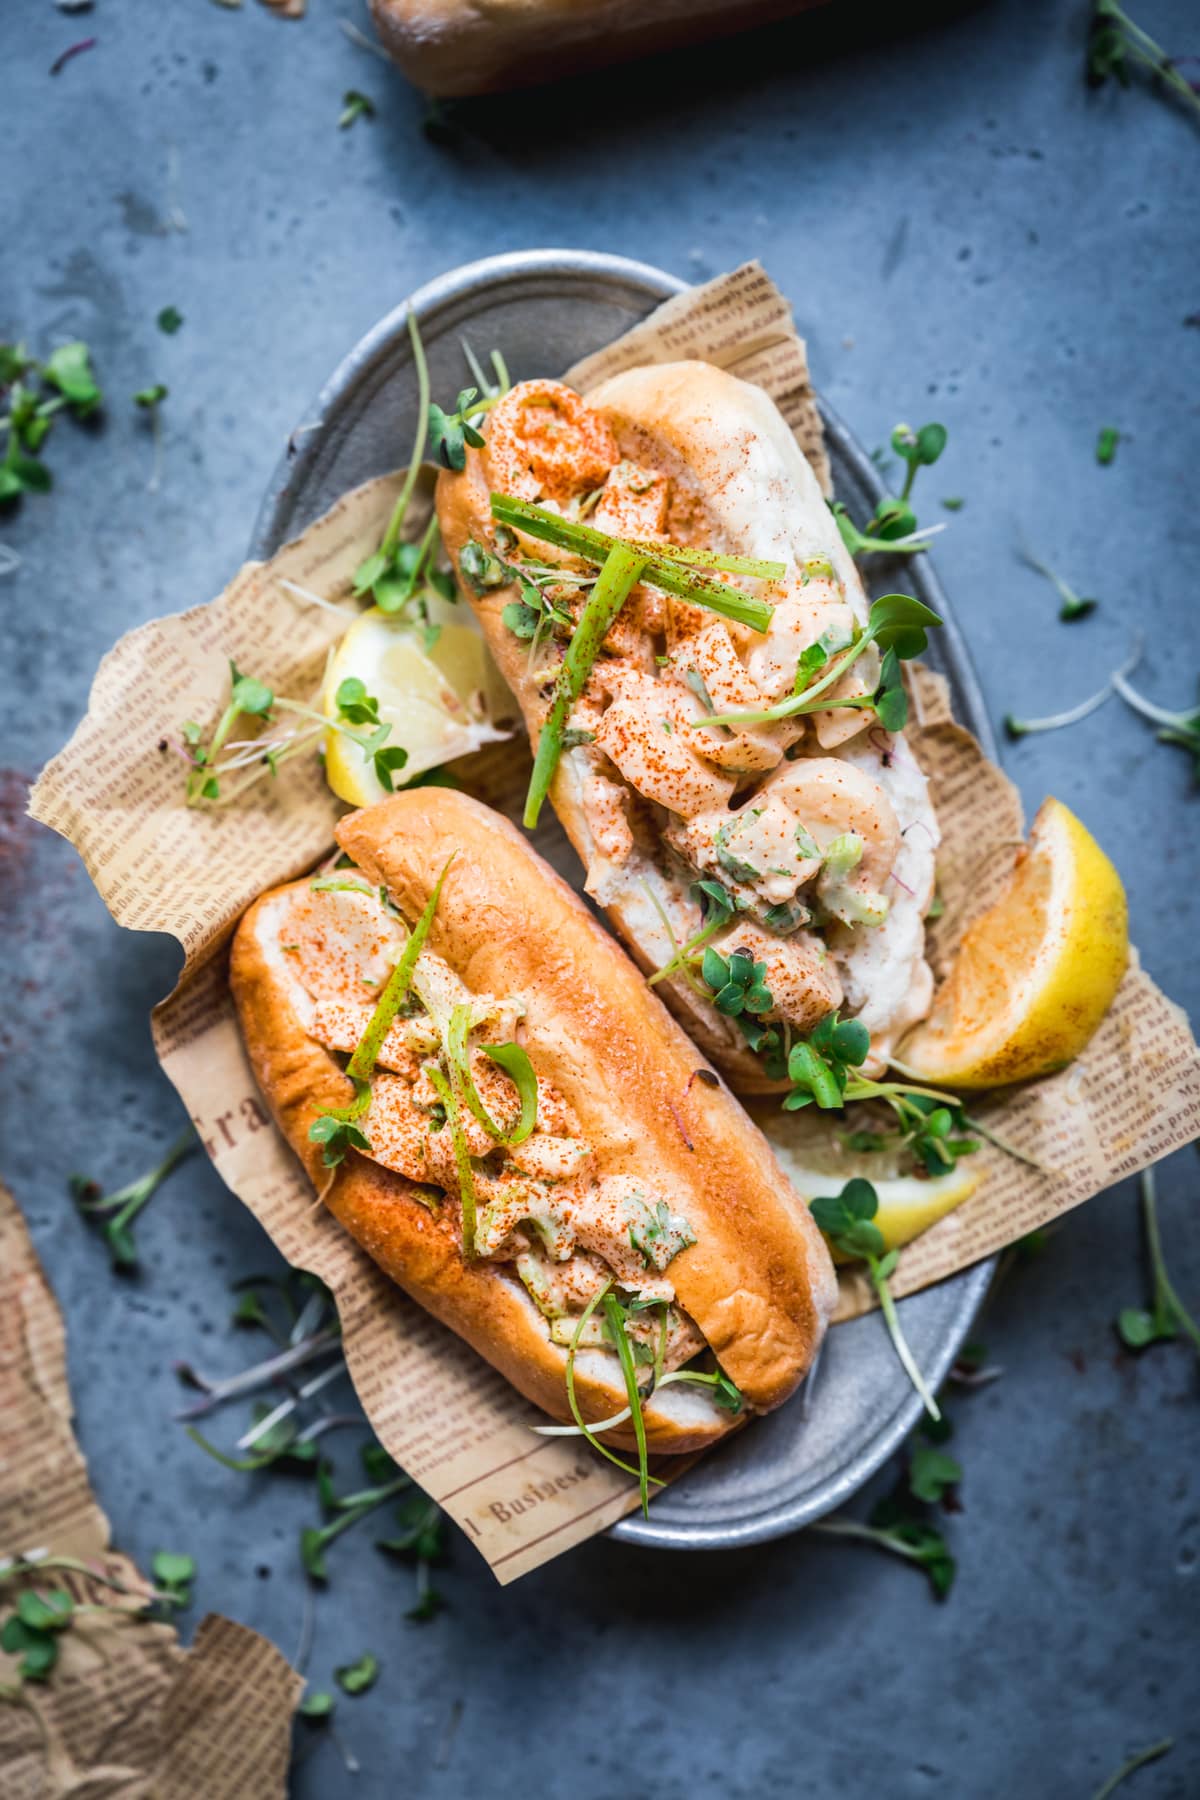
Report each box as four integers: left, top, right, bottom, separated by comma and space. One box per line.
231, 788, 835, 1453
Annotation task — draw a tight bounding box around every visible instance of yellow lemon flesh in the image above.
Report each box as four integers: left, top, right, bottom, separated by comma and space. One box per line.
900, 796, 1128, 1090
323, 603, 511, 808
760, 1104, 981, 1259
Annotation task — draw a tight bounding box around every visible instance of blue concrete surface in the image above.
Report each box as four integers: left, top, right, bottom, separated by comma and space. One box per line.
2, 2, 1198, 1794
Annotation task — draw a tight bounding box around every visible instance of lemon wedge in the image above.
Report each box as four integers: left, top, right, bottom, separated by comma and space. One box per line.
322, 602, 512, 807
760, 1105, 981, 1258
900, 796, 1128, 1090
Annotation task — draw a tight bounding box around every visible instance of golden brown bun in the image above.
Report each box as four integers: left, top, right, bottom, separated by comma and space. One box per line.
231, 789, 835, 1453
369, 0, 827, 100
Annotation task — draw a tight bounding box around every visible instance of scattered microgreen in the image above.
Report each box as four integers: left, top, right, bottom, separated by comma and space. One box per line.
907, 1443, 962, 1504
1087, 1, 1200, 122
1095, 425, 1119, 465
810, 1179, 940, 1419
1018, 544, 1097, 622
1116, 1167, 1200, 1360
0, 338, 101, 502
70, 1127, 197, 1269
829, 435, 949, 559
157, 306, 183, 335
300, 1690, 336, 1721
300, 1464, 413, 1583
1091, 1738, 1175, 1800
339, 90, 375, 129
811, 1513, 955, 1599
134, 383, 168, 410
700, 593, 941, 730
150, 1551, 196, 1607
941, 496, 964, 511
1111, 658, 1200, 783
1003, 639, 1144, 741
335, 1652, 379, 1695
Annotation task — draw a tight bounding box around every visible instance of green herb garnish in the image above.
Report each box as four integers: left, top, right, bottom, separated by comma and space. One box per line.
1087, 1, 1200, 122
1116, 1167, 1200, 1359
699, 593, 940, 730
70, 1127, 197, 1269
0, 338, 101, 502
810, 1179, 940, 1419
1018, 544, 1097, 622
339, 90, 376, 128
1095, 425, 1119, 465
1090, 1739, 1175, 1800
157, 306, 183, 335
335, 1652, 379, 1695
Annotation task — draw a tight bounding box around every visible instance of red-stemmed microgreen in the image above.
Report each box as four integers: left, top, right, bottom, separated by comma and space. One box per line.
70, 1127, 197, 1270
1116, 1166, 1200, 1359
1087, 1, 1200, 122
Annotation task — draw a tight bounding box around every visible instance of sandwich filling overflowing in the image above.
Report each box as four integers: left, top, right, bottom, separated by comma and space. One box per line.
266, 875, 713, 1383
459, 378, 941, 1076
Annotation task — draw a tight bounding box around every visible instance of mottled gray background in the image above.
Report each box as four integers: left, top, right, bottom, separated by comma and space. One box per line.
2, 2, 1198, 1795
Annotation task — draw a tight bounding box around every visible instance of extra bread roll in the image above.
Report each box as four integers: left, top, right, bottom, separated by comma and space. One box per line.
231, 788, 835, 1455
436, 361, 941, 1095
370, 0, 827, 99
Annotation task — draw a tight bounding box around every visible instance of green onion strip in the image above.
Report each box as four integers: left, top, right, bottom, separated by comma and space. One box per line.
490, 494, 776, 634
523, 542, 646, 828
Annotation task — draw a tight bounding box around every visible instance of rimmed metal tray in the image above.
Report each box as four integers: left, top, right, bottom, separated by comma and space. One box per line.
251, 249, 995, 1552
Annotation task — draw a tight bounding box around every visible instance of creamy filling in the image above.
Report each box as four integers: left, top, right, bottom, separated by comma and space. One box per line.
476, 378, 939, 1063
273, 876, 705, 1370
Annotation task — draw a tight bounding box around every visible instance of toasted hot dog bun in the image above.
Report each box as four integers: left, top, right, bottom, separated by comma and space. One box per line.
231, 788, 835, 1454
436, 360, 940, 1093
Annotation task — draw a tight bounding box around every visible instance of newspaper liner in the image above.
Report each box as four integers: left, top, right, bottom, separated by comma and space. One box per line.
0, 1185, 303, 1794
28, 263, 1200, 1583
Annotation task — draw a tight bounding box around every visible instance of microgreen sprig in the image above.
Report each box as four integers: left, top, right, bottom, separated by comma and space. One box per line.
891, 421, 948, 502
70, 1127, 197, 1270
1111, 660, 1200, 782
0, 1553, 195, 1687
1018, 543, 1098, 622
699, 593, 941, 731
647, 880, 736, 988
1116, 1167, 1200, 1359
0, 340, 101, 502
1087, 1, 1200, 122
811, 1181, 940, 1420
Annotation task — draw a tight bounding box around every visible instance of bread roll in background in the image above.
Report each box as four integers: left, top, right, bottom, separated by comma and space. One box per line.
370, 0, 829, 99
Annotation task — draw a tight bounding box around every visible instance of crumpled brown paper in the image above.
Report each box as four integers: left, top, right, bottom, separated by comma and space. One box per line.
29, 263, 1200, 1580
0, 1185, 303, 1794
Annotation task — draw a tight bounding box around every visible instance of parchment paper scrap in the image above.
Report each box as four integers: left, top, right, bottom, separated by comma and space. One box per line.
0, 1184, 303, 1795
29, 263, 1200, 1580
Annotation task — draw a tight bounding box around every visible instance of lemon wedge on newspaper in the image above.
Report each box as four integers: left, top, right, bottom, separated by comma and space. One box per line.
761, 1106, 981, 1258
323, 602, 510, 807
900, 797, 1128, 1090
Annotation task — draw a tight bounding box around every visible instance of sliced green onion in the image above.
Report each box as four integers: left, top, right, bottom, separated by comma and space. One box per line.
524, 543, 645, 828
603, 1291, 653, 1517
481, 1043, 538, 1145
445, 1006, 539, 1147
490, 494, 774, 634
426, 1064, 477, 1257
345, 854, 455, 1085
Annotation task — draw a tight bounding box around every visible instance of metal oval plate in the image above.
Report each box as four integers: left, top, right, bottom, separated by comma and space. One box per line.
251, 249, 996, 1553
